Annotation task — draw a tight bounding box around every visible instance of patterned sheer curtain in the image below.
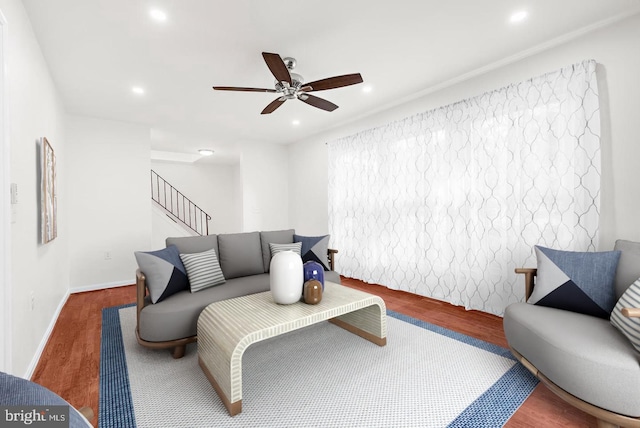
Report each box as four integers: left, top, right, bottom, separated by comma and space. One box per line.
328, 60, 601, 315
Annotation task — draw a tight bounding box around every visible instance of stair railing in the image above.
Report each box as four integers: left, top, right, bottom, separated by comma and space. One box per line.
150, 170, 211, 236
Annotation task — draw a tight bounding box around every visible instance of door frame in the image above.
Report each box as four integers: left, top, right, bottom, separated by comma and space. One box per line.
0, 8, 12, 374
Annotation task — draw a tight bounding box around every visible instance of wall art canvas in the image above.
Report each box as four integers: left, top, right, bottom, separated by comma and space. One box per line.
41, 137, 57, 243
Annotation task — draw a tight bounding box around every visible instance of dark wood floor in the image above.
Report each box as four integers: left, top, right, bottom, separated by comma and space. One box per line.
31, 277, 596, 427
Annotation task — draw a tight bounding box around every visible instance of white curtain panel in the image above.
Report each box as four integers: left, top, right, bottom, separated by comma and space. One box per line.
328, 60, 601, 315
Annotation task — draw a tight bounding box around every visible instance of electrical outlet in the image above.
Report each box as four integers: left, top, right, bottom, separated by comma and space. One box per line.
104, 251, 112, 260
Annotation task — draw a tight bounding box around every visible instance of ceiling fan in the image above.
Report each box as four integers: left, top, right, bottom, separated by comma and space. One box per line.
213, 52, 363, 114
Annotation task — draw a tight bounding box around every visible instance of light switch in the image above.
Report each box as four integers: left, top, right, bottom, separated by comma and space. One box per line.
10, 182, 18, 204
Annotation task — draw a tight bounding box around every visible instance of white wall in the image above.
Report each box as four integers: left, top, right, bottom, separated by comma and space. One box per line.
289, 14, 640, 250
150, 160, 241, 235
66, 115, 151, 290
239, 142, 289, 232
1, 0, 69, 377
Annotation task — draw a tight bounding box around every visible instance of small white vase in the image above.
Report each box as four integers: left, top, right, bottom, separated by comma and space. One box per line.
270, 251, 303, 304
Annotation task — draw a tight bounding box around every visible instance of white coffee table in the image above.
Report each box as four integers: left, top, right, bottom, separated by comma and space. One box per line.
197, 281, 387, 416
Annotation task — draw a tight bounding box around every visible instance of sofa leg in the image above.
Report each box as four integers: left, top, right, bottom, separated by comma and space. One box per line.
596, 419, 618, 428
172, 345, 186, 359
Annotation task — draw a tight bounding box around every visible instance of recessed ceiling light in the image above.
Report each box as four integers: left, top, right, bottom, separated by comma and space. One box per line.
292, 120, 300, 126
362, 85, 373, 93
198, 149, 214, 156
509, 10, 528, 23
132, 86, 144, 95
150, 9, 167, 22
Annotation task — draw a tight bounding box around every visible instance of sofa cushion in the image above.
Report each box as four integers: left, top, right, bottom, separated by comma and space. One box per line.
179, 248, 226, 293
134, 245, 189, 303
260, 229, 295, 272
166, 234, 219, 258
218, 232, 264, 279
294, 234, 331, 271
504, 302, 640, 416
611, 278, 640, 353
614, 240, 640, 299
528, 246, 620, 319
138, 274, 271, 342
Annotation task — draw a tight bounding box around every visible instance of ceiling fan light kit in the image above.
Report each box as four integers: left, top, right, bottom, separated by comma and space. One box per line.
213, 52, 363, 114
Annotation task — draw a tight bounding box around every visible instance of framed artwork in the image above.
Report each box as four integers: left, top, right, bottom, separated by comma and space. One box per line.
41, 137, 57, 243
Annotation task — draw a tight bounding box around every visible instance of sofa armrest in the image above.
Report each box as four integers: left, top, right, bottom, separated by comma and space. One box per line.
328, 248, 338, 271
136, 269, 149, 330
515, 268, 537, 300
622, 308, 640, 318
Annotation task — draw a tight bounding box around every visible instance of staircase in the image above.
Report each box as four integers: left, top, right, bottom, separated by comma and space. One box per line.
150, 170, 211, 236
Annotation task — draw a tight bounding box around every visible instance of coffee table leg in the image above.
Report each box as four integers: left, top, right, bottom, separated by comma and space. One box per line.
329, 303, 387, 346
199, 356, 242, 416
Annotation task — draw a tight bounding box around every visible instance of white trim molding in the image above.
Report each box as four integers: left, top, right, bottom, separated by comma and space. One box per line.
0, 8, 12, 374
70, 279, 133, 294
24, 291, 70, 380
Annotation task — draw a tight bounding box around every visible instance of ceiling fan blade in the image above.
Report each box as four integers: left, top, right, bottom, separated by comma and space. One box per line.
298, 94, 338, 112
262, 52, 292, 85
213, 86, 276, 93
301, 73, 363, 92
261, 97, 286, 114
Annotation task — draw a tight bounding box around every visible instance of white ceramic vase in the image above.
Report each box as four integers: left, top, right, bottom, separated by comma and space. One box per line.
270, 251, 303, 304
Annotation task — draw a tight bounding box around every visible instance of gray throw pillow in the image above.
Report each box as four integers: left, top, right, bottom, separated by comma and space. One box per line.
180, 248, 226, 293
294, 234, 331, 271
134, 245, 189, 303
269, 242, 302, 258
260, 229, 295, 272
610, 277, 640, 353
528, 246, 621, 319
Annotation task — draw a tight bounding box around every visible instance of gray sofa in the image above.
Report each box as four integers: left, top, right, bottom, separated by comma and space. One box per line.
504, 240, 640, 427
135, 229, 340, 358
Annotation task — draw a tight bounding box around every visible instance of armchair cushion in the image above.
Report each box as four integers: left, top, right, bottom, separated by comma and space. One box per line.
504, 302, 640, 417
528, 246, 620, 319
611, 278, 640, 352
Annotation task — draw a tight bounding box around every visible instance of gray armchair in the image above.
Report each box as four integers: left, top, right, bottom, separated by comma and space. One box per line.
0, 371, 93, 427
504, 240, 640, 428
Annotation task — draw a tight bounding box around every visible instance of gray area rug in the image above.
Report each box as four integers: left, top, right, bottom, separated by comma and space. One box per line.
109, 306, 536, 427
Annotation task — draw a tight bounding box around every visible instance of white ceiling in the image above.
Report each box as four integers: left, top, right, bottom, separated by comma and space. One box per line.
22, 0, 640, 163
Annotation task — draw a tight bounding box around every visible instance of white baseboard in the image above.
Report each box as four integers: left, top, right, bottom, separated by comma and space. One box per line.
70, 279, 133, 294
24, 289, 70, 380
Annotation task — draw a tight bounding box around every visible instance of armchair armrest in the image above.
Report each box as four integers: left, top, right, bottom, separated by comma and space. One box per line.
328, 248, 338, 271
135, 269, 148, 329
515, 268, 537, 300
622, 308, 640, 318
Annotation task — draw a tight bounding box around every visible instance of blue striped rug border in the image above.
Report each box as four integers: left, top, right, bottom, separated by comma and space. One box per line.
100, 305, 537, 428
99, 303, 136, 428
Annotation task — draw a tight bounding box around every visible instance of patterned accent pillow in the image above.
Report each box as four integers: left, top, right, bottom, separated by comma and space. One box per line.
179, 248, 226, 293
528, 246, 621, 319
294, 234, 330, 271
134, 245, 189, 303
611, 278, 640, 352
269, 242, 302, 258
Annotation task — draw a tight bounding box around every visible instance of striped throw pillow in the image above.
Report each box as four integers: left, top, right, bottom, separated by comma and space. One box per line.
179, 248, 226, 293
269, 242, 302, 258
611, 277, 640, 352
